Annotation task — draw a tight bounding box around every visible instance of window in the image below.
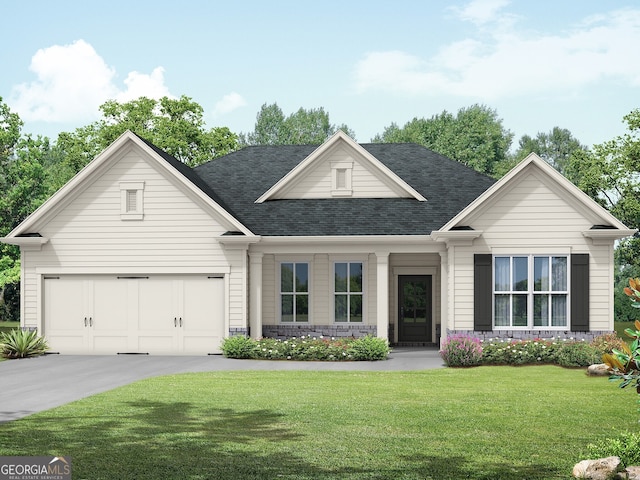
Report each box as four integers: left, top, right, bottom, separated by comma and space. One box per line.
334, 262, 363, 322
280, 262, 309, 322
331, 161, 353, 196
120, 181, 144, 220
494, 255, 568, 328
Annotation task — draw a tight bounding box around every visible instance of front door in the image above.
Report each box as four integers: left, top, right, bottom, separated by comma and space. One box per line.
398, 275, 432, 343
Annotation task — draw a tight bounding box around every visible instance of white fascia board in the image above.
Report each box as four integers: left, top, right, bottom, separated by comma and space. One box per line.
582, 228, 637, 245
6, 130, 255, 239
255, 130, 426, 203
5, 131, 137, 237
430, 230, 483, 246
439, 152, 632, 232
0, 236, 49, 251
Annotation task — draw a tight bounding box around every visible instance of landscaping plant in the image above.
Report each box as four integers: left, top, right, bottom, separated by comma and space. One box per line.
0, 328, 49, 358
221, 335, 390, 361
439, 334, 482, 367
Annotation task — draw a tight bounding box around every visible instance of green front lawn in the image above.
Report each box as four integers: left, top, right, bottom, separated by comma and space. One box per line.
0, 367, 634, 479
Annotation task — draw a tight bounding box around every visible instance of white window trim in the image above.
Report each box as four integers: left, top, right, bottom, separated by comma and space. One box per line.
120, 181, 145, 220
493, 254, 571, 330
331, 161, 353, 197
331, 258, 367, 323
277, 259, 312, 324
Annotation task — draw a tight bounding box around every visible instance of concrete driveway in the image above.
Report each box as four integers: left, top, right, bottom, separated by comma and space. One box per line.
0, 348, 444, 423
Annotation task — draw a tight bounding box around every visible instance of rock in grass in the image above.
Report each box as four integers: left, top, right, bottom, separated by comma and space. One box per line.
624, 466, 640, 480
572, 456, 622, 479
587, 364, 611, 377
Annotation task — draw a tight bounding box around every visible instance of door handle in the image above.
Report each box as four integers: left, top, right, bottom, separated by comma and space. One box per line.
179, 317, 183, 327
89, 317, 93, 327
174, 317, 177, 327
84, 317, 87, 327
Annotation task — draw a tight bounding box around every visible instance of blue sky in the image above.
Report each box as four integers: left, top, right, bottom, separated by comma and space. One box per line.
2, 0, 640, 149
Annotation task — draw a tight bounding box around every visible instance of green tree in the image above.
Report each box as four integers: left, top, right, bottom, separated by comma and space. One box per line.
244, 102, 355, 145
57, 96, 238, 169
566, 110, 640, 267
374, 104, 513, 177
0, 99, 60, 320
513, 127, 587, 175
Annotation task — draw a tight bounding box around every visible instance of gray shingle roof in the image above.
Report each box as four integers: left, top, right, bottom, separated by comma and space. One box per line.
192, 143, 496, 236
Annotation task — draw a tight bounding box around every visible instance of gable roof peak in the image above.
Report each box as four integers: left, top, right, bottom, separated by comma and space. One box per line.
255, 131, 427, 203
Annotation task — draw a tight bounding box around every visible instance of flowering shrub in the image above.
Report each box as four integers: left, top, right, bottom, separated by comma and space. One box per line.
439, 335, 482, 367
590, 332, 627, 355
481, 338, 561, 365
222, 335, 390, 361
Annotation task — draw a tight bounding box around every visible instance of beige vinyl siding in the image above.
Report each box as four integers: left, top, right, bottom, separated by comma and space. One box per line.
262, 252, 377, 326
277, 146, 407, 199
450, 172, 614, 331
21, 149, 242, 330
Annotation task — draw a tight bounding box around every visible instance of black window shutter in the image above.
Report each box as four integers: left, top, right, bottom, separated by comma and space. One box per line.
474, 254, 493, 331
570, 254, 589, 331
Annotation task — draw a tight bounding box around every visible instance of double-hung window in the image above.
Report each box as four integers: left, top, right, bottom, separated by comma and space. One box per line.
494, 255, 568, 328
280, 262, 309, 323
334, 262, 363, 322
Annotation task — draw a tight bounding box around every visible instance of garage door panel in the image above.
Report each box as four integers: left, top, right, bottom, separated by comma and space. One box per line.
44, 277, 89, 353
92, 278, 129, 334
181, 277, 225, 354
43, 275, 226, 355
138, 278, 175, 332
92, 336, 129, 353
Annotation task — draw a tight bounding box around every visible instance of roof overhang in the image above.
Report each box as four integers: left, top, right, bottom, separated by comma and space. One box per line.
1, 236, 49, 251
430, 230, 483, 247
582, 228, 637, 245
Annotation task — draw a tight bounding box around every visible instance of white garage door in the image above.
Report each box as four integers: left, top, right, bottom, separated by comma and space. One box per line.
43, 275, 225, 355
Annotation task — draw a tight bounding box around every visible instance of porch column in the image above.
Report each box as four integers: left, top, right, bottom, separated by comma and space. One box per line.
439, 250, 449, 348
375, 251, 390, 341
249, 252, 264, 339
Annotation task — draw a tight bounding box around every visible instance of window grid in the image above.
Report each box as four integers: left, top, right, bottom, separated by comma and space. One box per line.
493, 255, 569, 329
334, 262, 363, 323
280, 262, 309, 323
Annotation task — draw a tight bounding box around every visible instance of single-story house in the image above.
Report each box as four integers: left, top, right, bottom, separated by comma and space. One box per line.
2, 130, 635, 354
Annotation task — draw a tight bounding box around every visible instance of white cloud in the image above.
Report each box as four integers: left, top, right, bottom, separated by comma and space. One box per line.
354, 8, 640, 100
9, 39, 172, 123
115, 67, 172, 103
450, 0, 511, 25
212, 92, 247, 116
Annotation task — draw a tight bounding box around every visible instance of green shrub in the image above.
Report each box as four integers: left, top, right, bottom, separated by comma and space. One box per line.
221, 335, 389, 361
347, 335, 390, 361
0, 329, 48, 359
590, 332, 627, 355
555, 341, 601, 367
220, 335, 257, 359
586, 431, 640, 467
481, 339, 560, 365
439, 335, 482, 367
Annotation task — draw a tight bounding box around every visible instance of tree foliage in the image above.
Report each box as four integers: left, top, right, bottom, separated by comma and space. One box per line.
513, 126, 587, 176
57, 96, 238, 169
373, 104, 513, 177
243, 103, 355, 145
566, 110, 640, 267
